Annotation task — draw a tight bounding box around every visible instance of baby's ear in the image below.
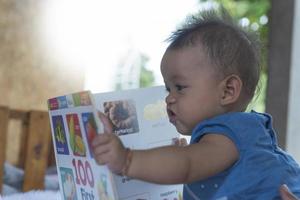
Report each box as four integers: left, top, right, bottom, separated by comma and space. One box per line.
219, 74, 242, 106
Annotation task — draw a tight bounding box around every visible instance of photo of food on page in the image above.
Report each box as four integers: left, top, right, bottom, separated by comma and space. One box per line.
103, 99, 139, 136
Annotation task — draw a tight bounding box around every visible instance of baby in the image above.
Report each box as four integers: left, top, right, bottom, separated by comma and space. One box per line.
92, 8, 300, 199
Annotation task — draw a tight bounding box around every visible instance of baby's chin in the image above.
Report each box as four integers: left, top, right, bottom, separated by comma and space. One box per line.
175, 126, 192, 136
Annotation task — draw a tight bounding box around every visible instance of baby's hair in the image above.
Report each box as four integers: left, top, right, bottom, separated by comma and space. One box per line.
166, 8, 261, 102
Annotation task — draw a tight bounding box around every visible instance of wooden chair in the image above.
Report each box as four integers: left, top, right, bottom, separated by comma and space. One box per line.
0, 106, 55, 193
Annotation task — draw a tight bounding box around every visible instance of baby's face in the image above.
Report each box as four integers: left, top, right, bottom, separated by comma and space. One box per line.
160, 45, 224, 135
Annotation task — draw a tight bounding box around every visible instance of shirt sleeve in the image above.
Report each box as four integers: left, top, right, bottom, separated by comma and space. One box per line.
190, 120, 243, 152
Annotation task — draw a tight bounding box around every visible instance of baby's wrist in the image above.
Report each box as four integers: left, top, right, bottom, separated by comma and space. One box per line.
121, 148, 133, 177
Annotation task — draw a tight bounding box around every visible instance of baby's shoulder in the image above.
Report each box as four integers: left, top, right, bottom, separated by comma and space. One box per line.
207, 111, 270, 125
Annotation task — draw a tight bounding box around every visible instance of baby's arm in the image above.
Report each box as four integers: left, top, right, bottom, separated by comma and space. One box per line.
126, 133, 238, 184
92, 112, 238, 184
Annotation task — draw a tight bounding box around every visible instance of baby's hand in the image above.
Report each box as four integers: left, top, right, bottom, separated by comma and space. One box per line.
172, 137, 188, 146
280, 184, 299, 200
92, 112, 128, 174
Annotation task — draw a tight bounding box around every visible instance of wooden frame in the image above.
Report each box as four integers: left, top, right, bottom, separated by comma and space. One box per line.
0, 106, 54, 193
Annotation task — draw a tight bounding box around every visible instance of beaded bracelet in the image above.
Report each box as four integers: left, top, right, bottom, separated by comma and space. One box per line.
121, 148, 133, 177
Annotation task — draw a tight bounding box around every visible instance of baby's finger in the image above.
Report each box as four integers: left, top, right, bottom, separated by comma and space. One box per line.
92, 134, 111, 147
95, 155, 105, 165
280, 185, 299, 200
172, 137, 180, 146
95, 155, 107, 165
93, 142, 113, 166
98, 111, 113, 133
93, 142, 110, 156
172, 137, 188, 146
179, 138, 188, 146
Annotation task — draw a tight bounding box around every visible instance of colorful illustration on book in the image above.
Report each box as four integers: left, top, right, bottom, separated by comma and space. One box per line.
48, 98, 59, 110
52, 115, 69, 155
103, 99, 139, 136
82, 112, 97, 157
66, 94, 75, 108
57, 96, 68, 109
66, 114, 86, 157
97, 174, 113, 200
48, 96, 68, 110
143, 100, 167, 121
60, 167, 78, 200
72, 92, 92, 106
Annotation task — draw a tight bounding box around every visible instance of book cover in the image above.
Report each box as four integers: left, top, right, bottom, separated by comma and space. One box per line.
48, 86, 183, 200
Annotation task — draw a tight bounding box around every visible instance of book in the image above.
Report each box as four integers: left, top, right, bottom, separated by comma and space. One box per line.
47, 86, 183, 200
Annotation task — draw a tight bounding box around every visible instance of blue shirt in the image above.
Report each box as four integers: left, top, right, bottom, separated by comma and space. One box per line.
183, 111, 300, 200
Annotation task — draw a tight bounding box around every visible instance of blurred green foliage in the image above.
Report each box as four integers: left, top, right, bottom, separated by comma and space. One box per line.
139, 54, 155, 88
115, 52, 155, 90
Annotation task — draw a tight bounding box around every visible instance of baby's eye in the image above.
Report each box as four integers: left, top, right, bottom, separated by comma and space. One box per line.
175, 84, 186, 91
165, 86, 170, 93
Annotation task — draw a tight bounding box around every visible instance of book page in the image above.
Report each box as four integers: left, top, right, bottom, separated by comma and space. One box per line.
48, 91, 117, 200
48, 86, 183, 200
93, 86, 183, 200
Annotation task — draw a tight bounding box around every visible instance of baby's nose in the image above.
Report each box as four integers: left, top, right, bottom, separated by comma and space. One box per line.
165, 93, 176, 104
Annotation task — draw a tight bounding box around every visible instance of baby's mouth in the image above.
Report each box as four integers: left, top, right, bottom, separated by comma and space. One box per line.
167, 108, 177, 124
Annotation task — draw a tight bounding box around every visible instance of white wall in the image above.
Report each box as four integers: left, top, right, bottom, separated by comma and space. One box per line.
287, 0, 300, 163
